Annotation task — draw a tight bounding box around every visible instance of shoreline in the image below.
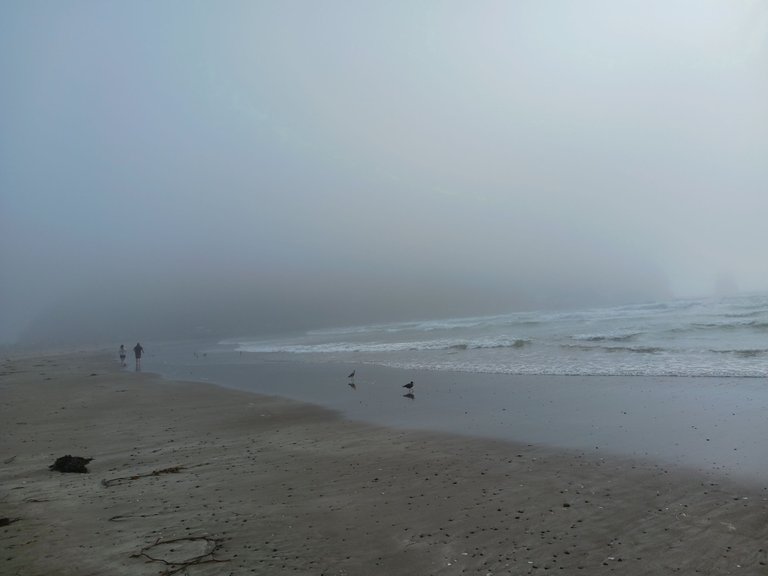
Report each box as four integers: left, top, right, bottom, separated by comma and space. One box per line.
2, 352, 767, 575
146, 348, 768, 485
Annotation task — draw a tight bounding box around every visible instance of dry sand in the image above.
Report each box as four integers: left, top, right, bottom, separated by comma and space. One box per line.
1, 352, 767, 575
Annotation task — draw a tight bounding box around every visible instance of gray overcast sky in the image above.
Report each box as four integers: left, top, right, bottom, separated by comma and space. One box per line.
1, 1, 767, 344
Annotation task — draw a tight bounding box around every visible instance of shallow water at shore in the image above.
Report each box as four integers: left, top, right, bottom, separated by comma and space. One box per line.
145, 343, 768, 483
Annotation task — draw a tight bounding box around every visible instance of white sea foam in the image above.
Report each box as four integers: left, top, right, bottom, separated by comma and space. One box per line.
227, 293, 768, 377
236, 336, 531, 354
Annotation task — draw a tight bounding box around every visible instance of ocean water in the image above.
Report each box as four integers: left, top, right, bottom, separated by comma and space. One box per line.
145, 294, 768, 480
226, 293, 768, 377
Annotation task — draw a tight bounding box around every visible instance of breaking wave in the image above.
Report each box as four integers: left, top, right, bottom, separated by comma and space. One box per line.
571, 332, 640, 342
710, 348, 768, 358
237, 337, 532, 354
563, 344, 666, 354
226, 293, 768, 377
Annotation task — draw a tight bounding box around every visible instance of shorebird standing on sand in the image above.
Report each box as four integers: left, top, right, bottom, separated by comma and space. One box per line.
403, 381, 414, 391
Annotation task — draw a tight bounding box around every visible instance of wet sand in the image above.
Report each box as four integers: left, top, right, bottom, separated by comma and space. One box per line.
2, 352, 767, 575
148, 350, 768, 482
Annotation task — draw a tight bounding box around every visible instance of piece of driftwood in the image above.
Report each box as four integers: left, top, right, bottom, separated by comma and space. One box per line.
49, 455, 93, 473
101, 465, 185, 488
130, 535, 228, 575
108, 511, 164, 522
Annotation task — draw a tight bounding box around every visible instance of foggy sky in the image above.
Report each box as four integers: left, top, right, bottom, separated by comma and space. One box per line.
1, 1, 767, 344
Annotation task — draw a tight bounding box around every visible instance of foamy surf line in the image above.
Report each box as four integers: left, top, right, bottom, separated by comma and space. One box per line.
222, 294, 768, 377
233, 338, 532, 354
222, 344, 768, 378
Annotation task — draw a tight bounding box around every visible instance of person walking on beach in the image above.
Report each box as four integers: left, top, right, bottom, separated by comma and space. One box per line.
119, 345, 127, 367
133, 342, 144, 371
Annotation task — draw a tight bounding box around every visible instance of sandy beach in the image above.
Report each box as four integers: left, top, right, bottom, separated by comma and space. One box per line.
2, 352, 767, 575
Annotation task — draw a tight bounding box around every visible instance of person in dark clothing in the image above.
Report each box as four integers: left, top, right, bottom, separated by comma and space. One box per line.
133, 342, 144, 371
